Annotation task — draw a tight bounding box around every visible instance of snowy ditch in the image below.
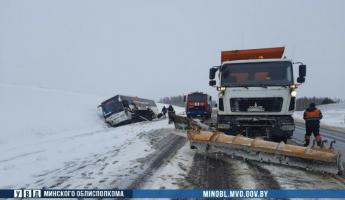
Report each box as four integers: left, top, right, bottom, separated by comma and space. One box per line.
0, 83, 188, 189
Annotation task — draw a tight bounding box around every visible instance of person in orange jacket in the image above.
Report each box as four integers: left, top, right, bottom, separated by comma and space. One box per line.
303, 102, 323, 147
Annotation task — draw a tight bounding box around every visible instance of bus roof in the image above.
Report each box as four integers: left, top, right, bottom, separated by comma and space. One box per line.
101, 95, 157, 107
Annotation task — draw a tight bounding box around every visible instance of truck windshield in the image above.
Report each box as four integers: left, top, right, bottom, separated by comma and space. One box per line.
221, 61, 293, 87
101, 100, 124, 116
188, 93, 207, 101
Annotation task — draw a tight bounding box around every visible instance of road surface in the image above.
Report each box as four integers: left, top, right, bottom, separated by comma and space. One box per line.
6, 117, 344, 190
141, 118, 345, 190
177, 115, 345, 189
292, 121, 345, 156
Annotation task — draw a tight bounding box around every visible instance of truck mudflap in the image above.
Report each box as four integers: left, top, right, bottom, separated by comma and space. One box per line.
172, 115, 343, 174
188, 129, 343, 174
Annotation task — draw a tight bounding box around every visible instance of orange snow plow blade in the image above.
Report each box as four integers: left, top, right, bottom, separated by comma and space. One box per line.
221, 47, 285, 63
187, 129, 343, 174
172, 115, 343, 174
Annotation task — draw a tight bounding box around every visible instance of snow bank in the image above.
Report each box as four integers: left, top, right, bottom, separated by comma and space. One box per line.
293, 103, 345, 129
0, 83, 182, 148
0, 83, 107, 147
0, 83, 184, 188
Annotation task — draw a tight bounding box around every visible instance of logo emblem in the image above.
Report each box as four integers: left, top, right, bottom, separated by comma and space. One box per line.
247, 102, 265, 112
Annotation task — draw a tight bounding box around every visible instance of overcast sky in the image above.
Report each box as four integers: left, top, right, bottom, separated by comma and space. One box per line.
1, 0, 344, 100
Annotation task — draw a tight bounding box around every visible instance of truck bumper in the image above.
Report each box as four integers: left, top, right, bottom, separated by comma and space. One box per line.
217, 115, 295, 137
187, 109, 211, 118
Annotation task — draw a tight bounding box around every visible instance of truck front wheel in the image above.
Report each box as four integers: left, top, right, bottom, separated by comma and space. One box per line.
270, 130, 292, 143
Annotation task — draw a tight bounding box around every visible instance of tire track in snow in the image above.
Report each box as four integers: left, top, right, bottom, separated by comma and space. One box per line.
186, 153, 283, 189
112, 132, 186, 189
252, 160, 345, 189
28, 126, 176, 189
245, 161, 281, 189
0, 150, 45, 163
186, 153, 241, 188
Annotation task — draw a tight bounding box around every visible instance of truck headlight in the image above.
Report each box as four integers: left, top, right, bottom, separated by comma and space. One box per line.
291, 90, 297, 97
217, 86, 226, 92
289, 84, 297, 89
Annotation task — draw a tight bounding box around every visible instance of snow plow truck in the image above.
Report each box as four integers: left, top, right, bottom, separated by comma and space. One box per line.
171, 47, 343, 174
209, 47, 306, 142
99, 95, 159, 126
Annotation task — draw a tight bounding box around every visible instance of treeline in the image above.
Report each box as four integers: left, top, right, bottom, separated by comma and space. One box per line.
296, 97, 340, 111
158, 95, 185, 107
159, 95, 341, 111
158, 95, 217, 107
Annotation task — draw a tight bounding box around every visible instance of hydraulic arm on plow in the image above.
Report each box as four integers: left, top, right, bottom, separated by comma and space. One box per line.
173, 115, 343, 175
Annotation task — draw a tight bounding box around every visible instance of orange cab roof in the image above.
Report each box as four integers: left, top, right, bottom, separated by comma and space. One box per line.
221, 47, 285, 63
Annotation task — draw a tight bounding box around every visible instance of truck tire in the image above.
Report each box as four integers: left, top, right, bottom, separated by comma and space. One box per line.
280, 135, 288, 143
286, 130, 293, 139
270, 131, 289, 143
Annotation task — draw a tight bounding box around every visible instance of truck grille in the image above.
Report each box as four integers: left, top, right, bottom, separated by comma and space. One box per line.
230, 97, 283, 112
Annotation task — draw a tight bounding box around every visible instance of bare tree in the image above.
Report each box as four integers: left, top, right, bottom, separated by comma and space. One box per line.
158, 95, 185, 107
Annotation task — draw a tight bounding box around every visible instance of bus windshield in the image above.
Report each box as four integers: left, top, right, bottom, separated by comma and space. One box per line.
101, 100, 123, 116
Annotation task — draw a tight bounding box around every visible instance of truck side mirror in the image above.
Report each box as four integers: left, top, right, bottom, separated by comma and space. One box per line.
299, 64, 306, 77
297, 77, 305, 83
297, 64, 306, 83
209, 67, 218, 79
183, 95, 186, 102
209, 80, 216, 86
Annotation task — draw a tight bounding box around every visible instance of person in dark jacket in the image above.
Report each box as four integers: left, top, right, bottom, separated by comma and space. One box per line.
161, 106, 167, 117
167, 105, 175, 124
303, 103, 323, 147
167, 105, 174, 112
